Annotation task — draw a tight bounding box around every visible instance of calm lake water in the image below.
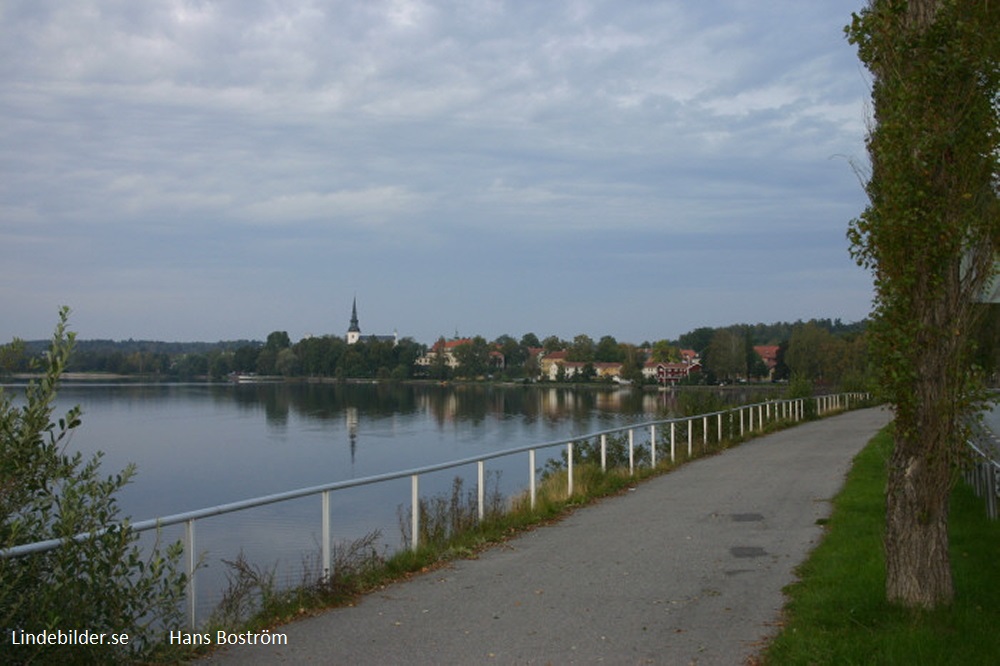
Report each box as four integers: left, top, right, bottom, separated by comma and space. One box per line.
35, 381, 774, 621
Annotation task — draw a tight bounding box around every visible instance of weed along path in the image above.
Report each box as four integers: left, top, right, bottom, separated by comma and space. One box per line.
199, 407, 891, 665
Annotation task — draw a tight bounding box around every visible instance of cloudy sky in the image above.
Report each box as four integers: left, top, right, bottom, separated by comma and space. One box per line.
1, 0, 874, 346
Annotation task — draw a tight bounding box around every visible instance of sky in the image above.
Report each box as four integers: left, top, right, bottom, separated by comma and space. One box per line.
1, 0, 876, 346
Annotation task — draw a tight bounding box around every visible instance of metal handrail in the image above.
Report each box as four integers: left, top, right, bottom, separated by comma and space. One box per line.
965, 420, 1000, 520
2, 391, 871, 627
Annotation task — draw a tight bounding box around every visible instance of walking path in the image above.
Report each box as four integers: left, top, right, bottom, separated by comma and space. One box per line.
199, 407, 891, 665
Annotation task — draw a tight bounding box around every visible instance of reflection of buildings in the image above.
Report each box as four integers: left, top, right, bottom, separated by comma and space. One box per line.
415, 385, 650, 429
345, 406, 358, 462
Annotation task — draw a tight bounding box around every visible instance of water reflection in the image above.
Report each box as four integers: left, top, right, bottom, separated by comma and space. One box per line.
208, 382, 778, 432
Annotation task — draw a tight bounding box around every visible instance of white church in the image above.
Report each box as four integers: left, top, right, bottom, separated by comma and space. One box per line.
346, 298, 398, 346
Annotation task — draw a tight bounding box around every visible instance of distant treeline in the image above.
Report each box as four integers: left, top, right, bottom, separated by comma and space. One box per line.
674, 318, 866, 352
13, 338, 262, 378
0, 318, 883, 385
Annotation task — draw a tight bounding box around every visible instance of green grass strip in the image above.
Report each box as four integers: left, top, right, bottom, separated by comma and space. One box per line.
763, 427, 1000, 665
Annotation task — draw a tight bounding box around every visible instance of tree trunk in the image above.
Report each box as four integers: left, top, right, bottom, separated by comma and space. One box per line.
884, 430, 954, 607
884, 269, 962, 607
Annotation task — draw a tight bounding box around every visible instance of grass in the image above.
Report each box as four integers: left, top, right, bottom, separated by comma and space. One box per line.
762, 426, 1000, 665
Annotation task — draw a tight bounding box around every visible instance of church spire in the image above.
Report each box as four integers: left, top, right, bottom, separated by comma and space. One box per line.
347, 297, 361, 344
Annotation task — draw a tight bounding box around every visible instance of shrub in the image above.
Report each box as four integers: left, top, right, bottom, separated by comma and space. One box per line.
0, 308, 186, 664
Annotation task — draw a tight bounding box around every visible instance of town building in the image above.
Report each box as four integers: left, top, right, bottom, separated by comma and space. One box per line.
538, 350, 624, 381
414, 338, 505, 370
753, 345, 780, 379
642, 360, 702, 384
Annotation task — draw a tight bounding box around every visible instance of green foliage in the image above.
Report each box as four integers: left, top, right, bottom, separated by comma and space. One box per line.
541, 335, 565, 353
452, 336, 492, 378
847, 0, 1000, 438
205, 531, 386, 641
675, 390, 728, 418
705, 327, 745, 381
543, 434, 652, 477
649, 340, 680, 363
399, 475, 505, 550
0, 309, 186, 664
566, 334, 596, 362
0, 338, 28, 376
784, 322, 869, 385
264, 330, 291, 351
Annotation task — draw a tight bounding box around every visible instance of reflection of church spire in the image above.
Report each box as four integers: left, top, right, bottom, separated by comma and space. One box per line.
347, 297, 361, 345
346, 406, 358, 463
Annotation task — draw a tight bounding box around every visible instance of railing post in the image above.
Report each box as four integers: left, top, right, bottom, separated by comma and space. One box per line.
717, 413, 722, 442
740, 408, 745, 437
478, 460, 485, 522
628, 429, 635, 475
749, 405, 754, 432
988, 463, 998, 520
322, 490, 331, 581
567, 442, 574, 497
703, 415, 708, 447
758, 404, 763, 430
687, 418, 693, 456
529, 449, 537, 510
600, 434, 607, 471
185, 519, 196, 630
670, 422, 676, 463
650, 425, 657, 468
411, 474, 420, 551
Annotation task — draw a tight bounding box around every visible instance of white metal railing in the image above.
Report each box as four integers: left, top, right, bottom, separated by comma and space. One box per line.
965, 422, 1000, 520
2, 392, 871, 628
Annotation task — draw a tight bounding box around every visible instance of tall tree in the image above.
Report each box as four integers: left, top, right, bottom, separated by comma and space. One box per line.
594, 335, 623, 362
847, 0, 999, 608
566, 334, 595, 362
677, 326, 715, 354
519, 332, 541, 349
453, 336, 491, 378
649, 340, 680, 363
786, 322, 838, 381
705, 328, 744, 382
264, 330, 291, 351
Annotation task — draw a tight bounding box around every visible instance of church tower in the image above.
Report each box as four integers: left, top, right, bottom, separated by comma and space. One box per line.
346, 297, 361, 345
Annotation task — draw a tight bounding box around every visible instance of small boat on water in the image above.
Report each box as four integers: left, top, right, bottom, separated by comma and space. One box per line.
228, 373, 283, 383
